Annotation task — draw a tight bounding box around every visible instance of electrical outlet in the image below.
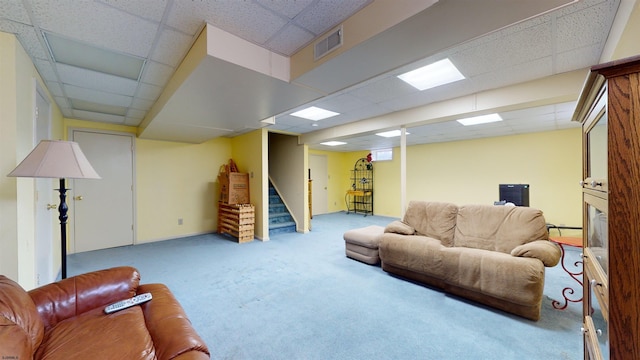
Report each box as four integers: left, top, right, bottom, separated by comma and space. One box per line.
178, 218, 183, 225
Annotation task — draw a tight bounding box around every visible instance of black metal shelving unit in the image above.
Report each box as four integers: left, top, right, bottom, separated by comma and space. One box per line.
346, 157, 373, 216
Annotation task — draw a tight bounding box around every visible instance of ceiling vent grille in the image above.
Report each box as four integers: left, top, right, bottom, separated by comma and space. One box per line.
314, 26, 343, 61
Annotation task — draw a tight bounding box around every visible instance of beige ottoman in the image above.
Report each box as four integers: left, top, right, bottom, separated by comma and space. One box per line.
343, 225, 385, 265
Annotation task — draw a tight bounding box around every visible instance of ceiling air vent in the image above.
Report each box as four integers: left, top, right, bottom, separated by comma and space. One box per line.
314, 26, 343, 61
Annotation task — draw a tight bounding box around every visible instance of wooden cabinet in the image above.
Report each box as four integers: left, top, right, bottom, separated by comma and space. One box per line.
573, 55, 640, 359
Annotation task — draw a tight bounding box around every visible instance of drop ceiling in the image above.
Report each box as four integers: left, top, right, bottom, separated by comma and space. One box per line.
0, 0, 628, 151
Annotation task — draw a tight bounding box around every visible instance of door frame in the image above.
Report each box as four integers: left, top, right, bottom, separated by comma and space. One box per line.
309, 154, 328, 215
67, 128, 137, 252
34, 79, 54, 285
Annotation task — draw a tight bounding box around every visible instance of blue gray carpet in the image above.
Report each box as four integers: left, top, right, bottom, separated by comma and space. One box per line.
68, 212, 583, 359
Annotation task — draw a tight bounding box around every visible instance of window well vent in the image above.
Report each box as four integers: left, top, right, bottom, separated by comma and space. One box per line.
314, 26, 343, 61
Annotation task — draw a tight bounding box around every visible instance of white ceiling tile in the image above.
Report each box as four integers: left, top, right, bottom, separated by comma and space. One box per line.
56, 63, 138, 96
98, 0, 168, 23
45, 82, 63, 97
140, 61, 175, 87
350, 76, 417, 104
294, 0, 371, 35
34, 58, 57, 82
168, 0, 287, 45
555, 45, 603, 73
555, 0, 618, 51
257, 0, 315, 19
130, 97, 155, 111
13, 24, 49, 59
151, 27, 193, 67
64, 84, 132, 107
124, 117, 143, 126
30, 0, 158, 57
314, 94, 373, 114
136, 83, 163, 101
127, 108, 147, 119
264, 24, 314, 55
0, 2, 31, 24
54, 96, 70, 109
73, 109, 125, 124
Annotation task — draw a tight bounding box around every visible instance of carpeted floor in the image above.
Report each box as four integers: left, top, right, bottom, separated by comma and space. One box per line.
68, 211, 584, 360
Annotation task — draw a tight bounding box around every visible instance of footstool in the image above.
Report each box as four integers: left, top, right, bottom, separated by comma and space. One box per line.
343, 225, 385, 265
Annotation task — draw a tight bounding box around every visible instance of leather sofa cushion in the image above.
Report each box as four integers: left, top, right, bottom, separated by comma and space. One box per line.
454, 204, 548, 253
403, 201, 458, 246
0, 276, 44, 359
28, 266, 140, 332
138, 283, 210, 360
35, 306, 156, 360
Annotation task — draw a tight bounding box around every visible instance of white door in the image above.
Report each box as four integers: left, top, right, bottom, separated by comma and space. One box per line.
34, 83, 55, 285
71, 130, 134, 252
309, 154, 328, 215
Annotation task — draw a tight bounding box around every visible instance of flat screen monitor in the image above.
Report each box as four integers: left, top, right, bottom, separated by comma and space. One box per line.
499, 184, 529, 207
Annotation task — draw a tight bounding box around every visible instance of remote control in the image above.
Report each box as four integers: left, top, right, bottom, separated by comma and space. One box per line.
104, 293, 152, 314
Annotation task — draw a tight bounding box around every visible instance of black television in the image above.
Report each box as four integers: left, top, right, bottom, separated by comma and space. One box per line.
499, 184, 529, 207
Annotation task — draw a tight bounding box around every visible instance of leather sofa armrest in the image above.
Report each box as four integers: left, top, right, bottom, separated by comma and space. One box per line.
138, 283, 210, 360
510, 240, 561, 267
28, 266, 140, 330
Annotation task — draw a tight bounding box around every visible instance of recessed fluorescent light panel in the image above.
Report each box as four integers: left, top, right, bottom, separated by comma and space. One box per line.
291, 106, 340, 121
397, 58, 465, 91
375, 130, 410, 138
320, 141, 346, 146
43, 32, 145, 81
457, 113, 503, 126
69, 98, 127, 116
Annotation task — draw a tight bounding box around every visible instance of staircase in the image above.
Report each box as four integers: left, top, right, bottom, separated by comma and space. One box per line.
269, 182, 296, 235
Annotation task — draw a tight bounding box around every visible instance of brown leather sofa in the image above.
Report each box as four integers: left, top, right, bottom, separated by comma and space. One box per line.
0, 266, 209, 359
380, 201, 561, 321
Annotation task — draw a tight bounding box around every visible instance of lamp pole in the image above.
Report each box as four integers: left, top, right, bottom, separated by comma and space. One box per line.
57, 178, 69, 279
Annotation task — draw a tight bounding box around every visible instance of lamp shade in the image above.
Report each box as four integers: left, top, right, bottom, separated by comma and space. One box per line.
7, 140, 100, 179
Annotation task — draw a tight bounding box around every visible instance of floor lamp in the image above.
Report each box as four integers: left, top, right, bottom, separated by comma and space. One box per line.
8, 140, 100, 279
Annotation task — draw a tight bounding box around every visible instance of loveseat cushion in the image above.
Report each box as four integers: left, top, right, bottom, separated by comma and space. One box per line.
454, 204, 548, 254
0, 276, 44, 359
449, 247, 545, 306
403, 201, 458, 246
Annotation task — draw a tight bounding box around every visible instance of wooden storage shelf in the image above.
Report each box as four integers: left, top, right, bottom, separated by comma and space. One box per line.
218, 202, 255, 243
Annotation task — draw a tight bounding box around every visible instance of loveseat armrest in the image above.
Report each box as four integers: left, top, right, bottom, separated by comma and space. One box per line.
384, 220, 415, 235
510, 240, 561, 267
138, 283, 210, 360
28, 266, 140, 330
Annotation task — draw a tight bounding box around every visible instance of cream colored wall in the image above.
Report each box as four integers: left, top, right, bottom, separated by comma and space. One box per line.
1, 32, 64, 289
136, 137, 230, 242
230, 129, 267, 239
402, 129, 582, 227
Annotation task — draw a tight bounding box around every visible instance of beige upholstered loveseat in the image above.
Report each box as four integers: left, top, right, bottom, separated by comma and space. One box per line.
379, 201, 561, 320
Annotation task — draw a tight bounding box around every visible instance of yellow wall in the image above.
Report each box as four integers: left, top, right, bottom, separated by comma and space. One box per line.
230, 129, 267, 239
1, 32, 64, 289
324, 129, 582, 228
136, 137, 230, 242
64, 119, 231, 244
404, 129, 582, 226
